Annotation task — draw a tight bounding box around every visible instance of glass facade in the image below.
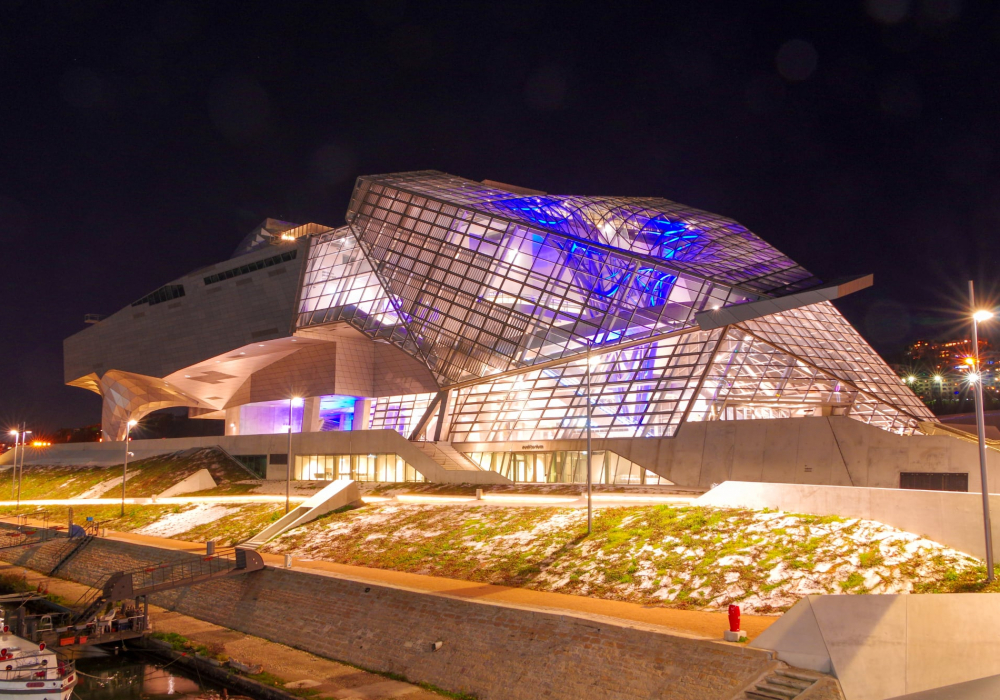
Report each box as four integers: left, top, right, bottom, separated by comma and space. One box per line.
294, 453, 424, 482
465, 450, 672, 485
293, 170, 934, 442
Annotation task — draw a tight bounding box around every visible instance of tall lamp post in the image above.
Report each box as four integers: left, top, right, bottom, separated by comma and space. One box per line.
584, 350, 601, 536
15, 426, 30, 511
969, 280, 994, 582
8, 429, 19, 500
121, 419, 137, 517
287, 396, 299, 515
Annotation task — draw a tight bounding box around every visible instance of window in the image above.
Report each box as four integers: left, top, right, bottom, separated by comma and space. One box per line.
294, 454, 424, 482
232, 454, 267, 478
268, 453, 288, 465
900, 472, 968, 492
204, 250, 297, 285
131, 284, 185, 307
465, 450, 672, 485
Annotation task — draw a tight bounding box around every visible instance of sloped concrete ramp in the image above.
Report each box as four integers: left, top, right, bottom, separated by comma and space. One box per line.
245, 479, 360, 547
886, 673, 1000, 699
752, 594, 1000, 700
158, 468, 217, 498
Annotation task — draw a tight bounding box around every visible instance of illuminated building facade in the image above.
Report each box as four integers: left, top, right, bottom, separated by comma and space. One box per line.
62, 171, 939, 485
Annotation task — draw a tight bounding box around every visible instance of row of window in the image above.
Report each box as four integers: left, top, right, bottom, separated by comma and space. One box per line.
294, 453, 425, 483
464, 449, 672, 485
131, 284, 186, 307
204, 249, 297, 285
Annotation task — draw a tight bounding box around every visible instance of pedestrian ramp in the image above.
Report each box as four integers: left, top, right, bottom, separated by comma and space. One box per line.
244, 479, 360, 548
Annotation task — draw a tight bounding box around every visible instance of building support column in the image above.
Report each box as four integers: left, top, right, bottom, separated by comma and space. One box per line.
302, 397, 322, 433
353, 398, 372, 431
433, 389, 455, 442
225, 407, 241, 436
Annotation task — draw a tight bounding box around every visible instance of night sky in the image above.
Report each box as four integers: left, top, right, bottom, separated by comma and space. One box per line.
2, 0, 1000, 434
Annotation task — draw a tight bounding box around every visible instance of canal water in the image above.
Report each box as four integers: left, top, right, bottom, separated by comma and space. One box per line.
70, 647, 228, 700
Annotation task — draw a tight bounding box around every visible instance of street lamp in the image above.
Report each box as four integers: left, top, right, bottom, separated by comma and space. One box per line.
584, 350, 601, 536
15, 426, 30, 511
121, 419, 137, 517
287, 397, 299, 514
969, 280, 995, 582
8, 429, 19, 500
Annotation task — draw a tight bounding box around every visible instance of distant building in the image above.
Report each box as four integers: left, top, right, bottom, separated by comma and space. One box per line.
895, 338, 1000, 407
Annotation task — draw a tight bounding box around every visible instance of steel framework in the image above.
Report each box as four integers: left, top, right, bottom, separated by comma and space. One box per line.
296, 171, 933, 442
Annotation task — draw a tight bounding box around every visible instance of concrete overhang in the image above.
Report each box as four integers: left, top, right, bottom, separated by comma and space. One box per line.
694, 274, 873, 331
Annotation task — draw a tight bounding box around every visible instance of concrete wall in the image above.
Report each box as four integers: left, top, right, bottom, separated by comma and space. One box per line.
64, 239, 307, 383
0, 537, 776, 700
751, 594, 1000, 700
12, 415, 995, 489
455, 416, 1000, 491
2, 430, 507, 484
696, 481, 1000, 560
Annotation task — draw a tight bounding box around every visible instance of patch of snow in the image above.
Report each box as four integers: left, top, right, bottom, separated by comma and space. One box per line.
136, 504, 234, 538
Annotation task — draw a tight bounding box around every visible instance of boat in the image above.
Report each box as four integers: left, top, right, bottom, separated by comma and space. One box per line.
0, 626, 75, 700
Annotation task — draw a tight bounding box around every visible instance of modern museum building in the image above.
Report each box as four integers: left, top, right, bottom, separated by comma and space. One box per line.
36, 171, 992, 490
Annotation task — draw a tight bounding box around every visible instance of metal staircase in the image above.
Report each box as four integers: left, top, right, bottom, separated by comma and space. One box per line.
48, 535, 94, 576
71, 547, 265, 625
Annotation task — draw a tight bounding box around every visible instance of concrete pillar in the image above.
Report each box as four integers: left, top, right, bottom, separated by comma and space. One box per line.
434, 389, 455, 441
303, 397, 322, 433
225, 407, 241, 436
353, 399, 372, 431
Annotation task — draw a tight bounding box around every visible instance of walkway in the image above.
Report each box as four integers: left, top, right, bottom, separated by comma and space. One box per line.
106, 529, 776, 641
0, 491, 696, 509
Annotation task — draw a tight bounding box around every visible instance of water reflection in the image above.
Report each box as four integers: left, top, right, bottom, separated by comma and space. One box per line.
73, 652, 214, 700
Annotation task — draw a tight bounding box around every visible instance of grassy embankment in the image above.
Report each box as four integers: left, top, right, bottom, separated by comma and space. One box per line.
0, 448, 276, 546
264, 502, 987, 614
4, 447, 256, 500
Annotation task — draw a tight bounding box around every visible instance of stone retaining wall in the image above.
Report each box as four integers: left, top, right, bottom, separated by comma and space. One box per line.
0, 538, 775, 700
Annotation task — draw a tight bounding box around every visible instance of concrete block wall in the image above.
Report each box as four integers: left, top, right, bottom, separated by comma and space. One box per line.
0, 537, 775, 700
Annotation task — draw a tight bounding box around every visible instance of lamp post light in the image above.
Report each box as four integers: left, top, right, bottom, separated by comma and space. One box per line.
585, 350, 601, 536
969, 280, 995, 582
121, 419, 137, 518
287, 397, 299, 515
8, 429, 19, 500
15, 426, 30, 511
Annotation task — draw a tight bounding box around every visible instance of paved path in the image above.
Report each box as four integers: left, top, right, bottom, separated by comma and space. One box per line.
104, 529, 776, 641
0, 562, 444, 699
0, 492, 697, 509
370, 492, 698, 508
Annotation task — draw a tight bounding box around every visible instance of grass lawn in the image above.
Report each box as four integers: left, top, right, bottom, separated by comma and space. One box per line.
264, 502, 983, 614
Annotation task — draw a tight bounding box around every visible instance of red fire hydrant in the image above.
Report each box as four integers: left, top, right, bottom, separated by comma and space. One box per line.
728, 604, 740, 633
724, 604, 746, 642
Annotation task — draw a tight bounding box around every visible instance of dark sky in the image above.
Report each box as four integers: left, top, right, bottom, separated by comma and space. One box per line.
2, 0, 1000, 434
